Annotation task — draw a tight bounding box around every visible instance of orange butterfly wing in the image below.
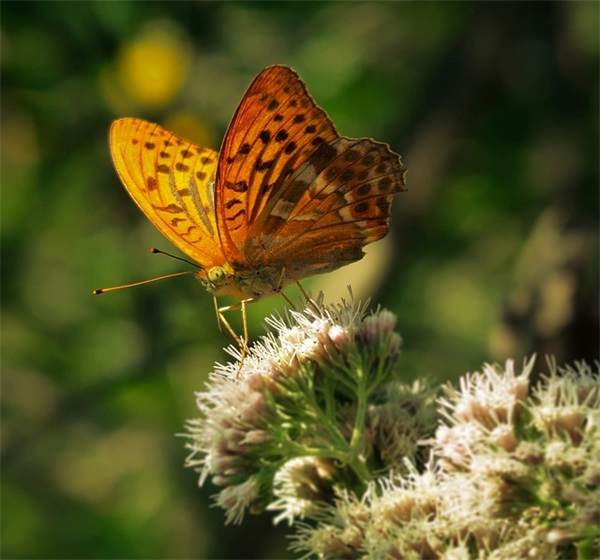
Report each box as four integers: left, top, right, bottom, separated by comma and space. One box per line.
215, 66, 339, 258
249, 136, 406, 278
109, 118, 224, 270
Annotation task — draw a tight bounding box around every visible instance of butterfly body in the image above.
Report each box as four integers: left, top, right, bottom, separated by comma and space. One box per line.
198, 262, 284, 300
109, 65, 407, 304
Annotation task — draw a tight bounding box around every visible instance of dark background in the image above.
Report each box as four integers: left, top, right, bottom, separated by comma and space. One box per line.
2, 2, 598, 559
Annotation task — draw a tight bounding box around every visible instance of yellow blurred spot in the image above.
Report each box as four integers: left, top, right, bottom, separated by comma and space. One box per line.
117, 26, 190, 109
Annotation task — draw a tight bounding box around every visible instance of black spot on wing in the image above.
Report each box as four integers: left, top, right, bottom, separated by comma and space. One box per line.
284, 142, 297, 154
255, 159, 274, 172
275, 130, 289, 142
225, 180, 249, 193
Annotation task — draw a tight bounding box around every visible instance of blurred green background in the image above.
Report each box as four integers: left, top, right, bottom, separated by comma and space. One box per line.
2, 2, 598, 559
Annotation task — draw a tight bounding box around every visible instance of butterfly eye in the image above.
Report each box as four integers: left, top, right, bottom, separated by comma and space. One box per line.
207, 266, 228, 287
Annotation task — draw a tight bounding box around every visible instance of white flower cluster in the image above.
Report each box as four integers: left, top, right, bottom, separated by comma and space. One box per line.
291, 358, 600, 559
184, 295, 598, 558
185, 294, 435, 526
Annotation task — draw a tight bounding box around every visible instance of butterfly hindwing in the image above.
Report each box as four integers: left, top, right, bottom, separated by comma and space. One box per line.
245, 136, 407, 278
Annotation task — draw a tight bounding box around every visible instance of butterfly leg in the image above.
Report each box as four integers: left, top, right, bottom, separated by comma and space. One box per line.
281, 267, 320, 314
274, 267, 297, 310
275, 266, 313, 311
213, 295, 239, 346
213, 295, 252, 374
281, 291, 296, 310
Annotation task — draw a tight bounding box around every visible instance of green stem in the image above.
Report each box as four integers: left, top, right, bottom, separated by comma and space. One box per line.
348, 364, 370, 482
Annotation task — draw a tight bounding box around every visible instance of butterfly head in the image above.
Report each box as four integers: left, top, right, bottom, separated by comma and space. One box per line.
207, 266, 228, 288
197, 264, 232, 296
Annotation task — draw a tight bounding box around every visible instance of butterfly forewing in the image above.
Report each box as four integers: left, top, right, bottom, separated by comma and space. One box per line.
216, 66, 339, 256
109, 118, 225, 268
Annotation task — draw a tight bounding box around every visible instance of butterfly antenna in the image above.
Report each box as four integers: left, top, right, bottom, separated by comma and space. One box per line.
150, 247, 202, 269
93, 270, 195, 295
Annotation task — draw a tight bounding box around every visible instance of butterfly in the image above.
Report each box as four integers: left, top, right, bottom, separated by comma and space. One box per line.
104, 65, 407, 345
